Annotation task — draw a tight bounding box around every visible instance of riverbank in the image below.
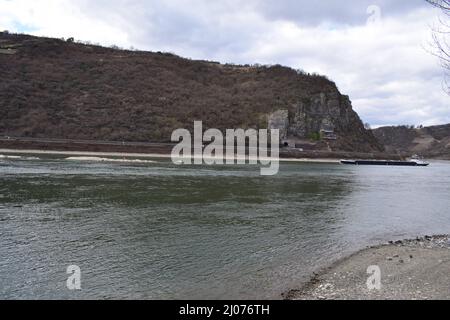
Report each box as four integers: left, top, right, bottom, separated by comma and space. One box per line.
284, 235, 450, 300
0, 137, 404, 161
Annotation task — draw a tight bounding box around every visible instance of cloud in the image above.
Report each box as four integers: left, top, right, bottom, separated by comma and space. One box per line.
253, 0, 428, 26
0, 0, 448, 127
0, 0, 130, 46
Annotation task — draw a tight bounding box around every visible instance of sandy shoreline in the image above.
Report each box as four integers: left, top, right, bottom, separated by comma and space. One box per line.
285, 235, 450, 300
0, 148, 340, 164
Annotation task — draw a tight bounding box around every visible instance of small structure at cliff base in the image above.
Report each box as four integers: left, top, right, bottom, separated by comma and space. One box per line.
320, 129, 337, 140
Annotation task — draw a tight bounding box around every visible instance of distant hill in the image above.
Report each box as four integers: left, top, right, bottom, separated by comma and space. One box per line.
373, 124, 450, 159
0, 32, 382, 152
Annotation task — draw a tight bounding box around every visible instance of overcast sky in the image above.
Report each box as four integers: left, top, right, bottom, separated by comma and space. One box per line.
1, 0, 449, 127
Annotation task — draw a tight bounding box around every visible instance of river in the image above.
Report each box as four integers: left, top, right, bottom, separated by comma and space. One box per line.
0, 155, 449, 299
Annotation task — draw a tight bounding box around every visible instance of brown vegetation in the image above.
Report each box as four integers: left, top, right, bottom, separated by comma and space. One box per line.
1, 32, 381, 152
373, 124, 450, 159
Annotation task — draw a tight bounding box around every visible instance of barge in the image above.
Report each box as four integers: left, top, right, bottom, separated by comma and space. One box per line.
341, 158, 429, 167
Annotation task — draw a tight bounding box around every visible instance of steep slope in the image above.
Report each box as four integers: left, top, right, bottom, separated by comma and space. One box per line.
0, 32, 382, 152
373, 124, 450, 158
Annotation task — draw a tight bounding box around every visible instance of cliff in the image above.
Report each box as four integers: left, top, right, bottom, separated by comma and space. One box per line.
373, 124, 450, 159
0, 32, 383, 152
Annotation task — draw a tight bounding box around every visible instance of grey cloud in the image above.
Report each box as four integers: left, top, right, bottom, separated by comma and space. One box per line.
253, 0, 428, 26
9, 0, 448, 126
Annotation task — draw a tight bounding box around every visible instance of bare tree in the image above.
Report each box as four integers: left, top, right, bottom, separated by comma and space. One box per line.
426, 0, 450, 93
426, 0, 450, 10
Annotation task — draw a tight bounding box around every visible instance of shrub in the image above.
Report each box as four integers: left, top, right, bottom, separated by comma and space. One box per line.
308, 132, 321, 141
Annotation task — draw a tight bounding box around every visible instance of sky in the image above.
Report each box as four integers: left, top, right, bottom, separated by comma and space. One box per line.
1, 0, 449, 127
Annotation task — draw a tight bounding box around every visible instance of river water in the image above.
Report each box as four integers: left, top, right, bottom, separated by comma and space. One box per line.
0, 155, 449, 299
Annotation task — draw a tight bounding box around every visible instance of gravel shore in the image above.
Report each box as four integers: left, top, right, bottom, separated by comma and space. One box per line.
285, 235, 450, 300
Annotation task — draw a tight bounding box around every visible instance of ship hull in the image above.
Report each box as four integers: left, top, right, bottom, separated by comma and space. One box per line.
341, 160, 429, 167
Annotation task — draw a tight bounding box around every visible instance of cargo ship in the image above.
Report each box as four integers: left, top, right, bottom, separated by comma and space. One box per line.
341, 156, 429, 167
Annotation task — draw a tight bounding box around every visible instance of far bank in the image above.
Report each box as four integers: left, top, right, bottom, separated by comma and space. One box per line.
0, 137, 407, 161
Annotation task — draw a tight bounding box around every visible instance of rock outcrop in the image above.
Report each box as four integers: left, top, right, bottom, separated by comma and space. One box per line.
0, 32, 383, 153
268, 92, 382, 152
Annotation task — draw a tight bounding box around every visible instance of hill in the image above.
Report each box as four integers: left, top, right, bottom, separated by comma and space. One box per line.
0, 32, 383, 153
373, 124, 450, 159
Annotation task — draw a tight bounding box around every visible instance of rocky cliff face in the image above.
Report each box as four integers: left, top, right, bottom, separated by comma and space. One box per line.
268, 92, 382, 152
373, 124, 450, 159
0, 32, 382, 152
